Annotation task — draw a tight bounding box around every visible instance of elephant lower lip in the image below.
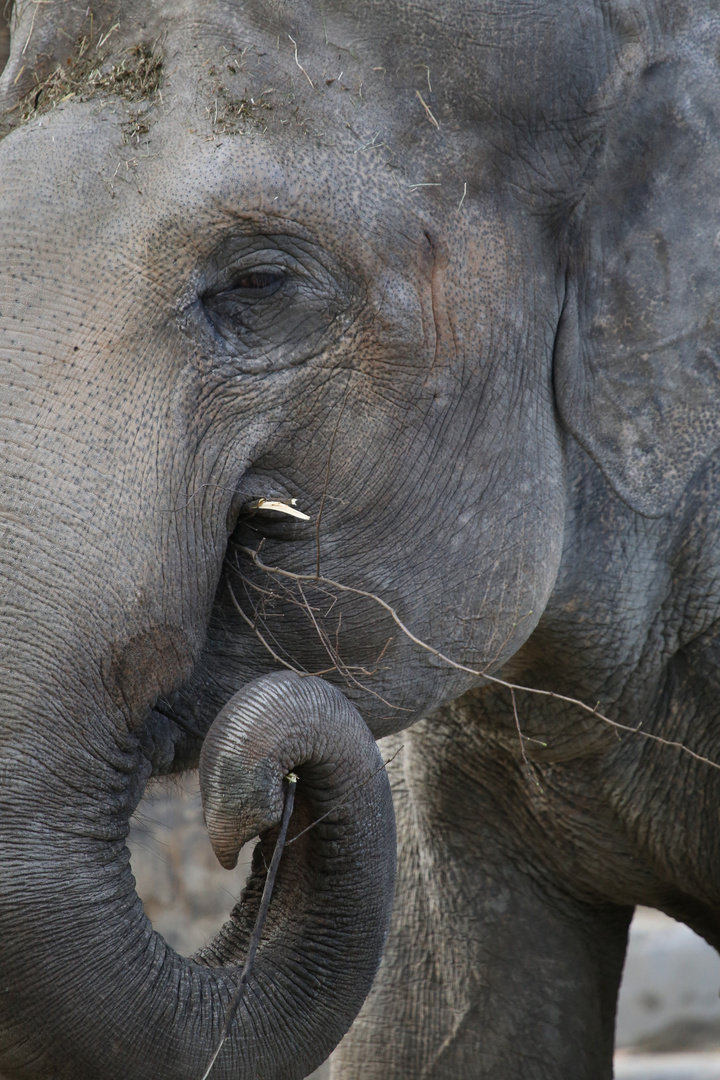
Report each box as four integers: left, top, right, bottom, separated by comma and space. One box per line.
151, 701, 204, 739
147, 699, 205, 760
138, 705, 205, 774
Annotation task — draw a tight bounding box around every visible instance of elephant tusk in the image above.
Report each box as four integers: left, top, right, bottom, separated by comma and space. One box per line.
244, 498, 311, 521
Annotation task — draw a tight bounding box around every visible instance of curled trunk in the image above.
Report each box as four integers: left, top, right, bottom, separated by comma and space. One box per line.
0, 672, 395, 1079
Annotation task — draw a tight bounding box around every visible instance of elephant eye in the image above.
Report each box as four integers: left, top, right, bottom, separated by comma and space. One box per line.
187, 235, 357, 373
227, 271, 284, 299
200, 268, 288, 347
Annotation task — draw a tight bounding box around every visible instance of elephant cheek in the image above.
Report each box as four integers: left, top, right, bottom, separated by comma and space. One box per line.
104, 625, 196, 724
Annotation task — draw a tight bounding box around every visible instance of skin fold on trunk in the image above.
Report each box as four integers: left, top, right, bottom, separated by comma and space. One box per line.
0, 672, 395, 1080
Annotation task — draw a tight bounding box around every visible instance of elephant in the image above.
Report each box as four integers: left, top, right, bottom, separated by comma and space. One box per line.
2, 0, 720, 1076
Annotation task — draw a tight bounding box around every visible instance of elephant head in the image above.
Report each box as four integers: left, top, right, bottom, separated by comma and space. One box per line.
2, 0, 720, 1076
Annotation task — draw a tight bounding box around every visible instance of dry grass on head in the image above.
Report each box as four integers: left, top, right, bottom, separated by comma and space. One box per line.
20, 32, 162, 142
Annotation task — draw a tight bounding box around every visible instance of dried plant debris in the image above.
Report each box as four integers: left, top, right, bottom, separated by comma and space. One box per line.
20, 34, 163, 140
208, 78, 273, 136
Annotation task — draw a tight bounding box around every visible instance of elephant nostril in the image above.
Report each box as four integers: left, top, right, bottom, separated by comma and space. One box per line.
209, 831, 241, 871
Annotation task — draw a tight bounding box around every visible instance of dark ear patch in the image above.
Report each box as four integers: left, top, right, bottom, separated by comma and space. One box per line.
554, 48, 720, 517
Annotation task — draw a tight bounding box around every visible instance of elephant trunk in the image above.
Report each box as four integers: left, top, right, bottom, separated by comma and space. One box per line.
0, 672, 395, 1080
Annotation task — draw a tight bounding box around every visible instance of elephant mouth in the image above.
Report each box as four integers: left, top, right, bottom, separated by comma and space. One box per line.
130, 485, 321, 774
152, 699, 204, 737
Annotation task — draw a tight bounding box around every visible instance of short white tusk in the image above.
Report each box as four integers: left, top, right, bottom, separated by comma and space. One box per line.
245, 498, 311, 521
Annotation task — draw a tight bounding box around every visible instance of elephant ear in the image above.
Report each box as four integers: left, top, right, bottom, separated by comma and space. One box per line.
554, 42, 720, 517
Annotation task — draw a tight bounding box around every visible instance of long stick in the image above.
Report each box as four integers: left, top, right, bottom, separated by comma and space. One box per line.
201, 775, 298, 1080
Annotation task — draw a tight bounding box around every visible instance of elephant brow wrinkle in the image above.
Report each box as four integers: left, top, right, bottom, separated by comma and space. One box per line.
316, 377, 353, 580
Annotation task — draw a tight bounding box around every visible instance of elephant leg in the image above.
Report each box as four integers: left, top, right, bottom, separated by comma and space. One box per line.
332, 726, 633, 1080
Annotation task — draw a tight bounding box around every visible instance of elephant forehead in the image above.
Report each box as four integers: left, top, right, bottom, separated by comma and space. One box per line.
2, 0, 650, 229
157, 0, 618, 127
0, 102, 428, 295
154, 0, 622, 197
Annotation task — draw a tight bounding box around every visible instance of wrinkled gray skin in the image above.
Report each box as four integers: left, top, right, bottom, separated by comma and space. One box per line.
2, 0, 720, 1077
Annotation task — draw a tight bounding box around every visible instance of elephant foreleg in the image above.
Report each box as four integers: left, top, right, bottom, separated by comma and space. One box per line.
332, 723, 632, 1080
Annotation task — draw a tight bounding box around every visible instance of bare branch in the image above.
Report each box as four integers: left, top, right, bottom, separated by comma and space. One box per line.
415, 89, 439, 129
510, 687, 542, 790
288, 34, 315, 88
236, 545, 720, 773
227, 580, 306, 675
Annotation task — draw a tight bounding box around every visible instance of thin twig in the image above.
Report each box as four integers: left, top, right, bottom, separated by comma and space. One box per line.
227, 579, 306, 675
288, 35, 315, 88
201, 778, 297, 1080
510, 688, 542, 790
415, 90, 439, 129
237, 545, 720, 773
96, 22, 120, 49
296, 579, 351, 678
22, 0, 50, 56
292, 578, 411, 712
230, 556, 409, 707
230, 572, 341, 679
484, 610, 533, 673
